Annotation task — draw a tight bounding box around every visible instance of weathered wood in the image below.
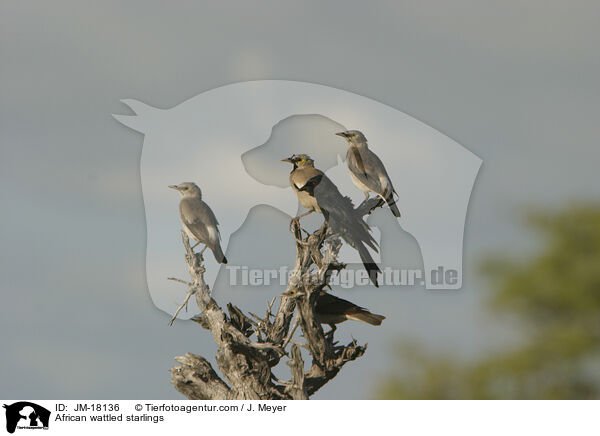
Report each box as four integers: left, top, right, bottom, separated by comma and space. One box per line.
286, 345, 308, 400
171, 203, 375, 399
170, 353, 232, 400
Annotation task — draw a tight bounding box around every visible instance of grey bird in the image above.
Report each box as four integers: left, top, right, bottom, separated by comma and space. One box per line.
316, 292, 385, 327
282, 154, 380, 286
169, 182, 227, 264
336, 130, 401, 218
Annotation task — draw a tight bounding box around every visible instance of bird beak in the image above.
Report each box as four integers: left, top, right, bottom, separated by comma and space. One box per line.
168, 185, 179, 190
335, 131, 348, 138
281, 157, 293, 163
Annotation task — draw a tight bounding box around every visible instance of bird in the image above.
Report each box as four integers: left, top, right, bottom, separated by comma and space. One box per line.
169, 182, 228, 264
282, 154, 380, 286
316, 292, 385, 328
335, 130, 401, 218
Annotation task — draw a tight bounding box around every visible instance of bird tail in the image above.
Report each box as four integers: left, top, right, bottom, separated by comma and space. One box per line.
324, 195, 380, 286
383, 191, 401, 218
212, 242, 228, 264
358, 244, 381, 287
348, 310, 386, 326
387, 197, 401, 218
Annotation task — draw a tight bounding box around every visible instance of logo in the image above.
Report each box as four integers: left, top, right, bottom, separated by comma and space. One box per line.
3, 402, 50, 433
113, 80, 482, 316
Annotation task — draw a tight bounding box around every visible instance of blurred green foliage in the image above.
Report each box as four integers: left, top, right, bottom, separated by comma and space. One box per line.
377, 206, 600, 399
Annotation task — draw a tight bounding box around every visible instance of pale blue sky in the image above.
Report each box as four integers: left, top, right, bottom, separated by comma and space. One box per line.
1, 0, 599, 399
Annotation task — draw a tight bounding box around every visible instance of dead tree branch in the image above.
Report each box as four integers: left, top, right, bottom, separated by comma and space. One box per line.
170, 200, 377, 399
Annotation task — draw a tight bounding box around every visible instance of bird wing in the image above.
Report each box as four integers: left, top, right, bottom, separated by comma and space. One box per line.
347, 148, 396, 198
316, 292, 385, 325
347, 147, 368, 179
316, 292, 367, 315
367, 150, 397, 198
313, 174, 378, 251
313, 174, 381, 285
290, 166, 324, 192
180, 199, 221, 244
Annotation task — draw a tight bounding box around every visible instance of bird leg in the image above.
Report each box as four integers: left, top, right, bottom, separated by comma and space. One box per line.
324, 323, 337, 341
376, 193, 388, 207
289, 210, 314, 235
191, 241, 208, 255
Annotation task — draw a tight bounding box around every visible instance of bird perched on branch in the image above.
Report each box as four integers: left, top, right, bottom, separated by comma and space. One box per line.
336, 130, 401, 218
282, 154, 380, 286
316, 292, 385, 327
169, 182, 227, 264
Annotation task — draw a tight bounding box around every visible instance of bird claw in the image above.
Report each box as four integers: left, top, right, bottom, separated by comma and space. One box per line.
289, 218, 311, 244
289, 217, 300, 233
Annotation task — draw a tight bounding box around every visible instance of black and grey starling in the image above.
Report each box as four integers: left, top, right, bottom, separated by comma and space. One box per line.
316, 292, 385, 327
336, 130, 401, 218
169, 182, 227, 264
282, 154, 380, 286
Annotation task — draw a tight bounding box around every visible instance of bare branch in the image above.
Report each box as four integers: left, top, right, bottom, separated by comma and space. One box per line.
171, 198, 379, 399
286, 345, 308, 400
168, 286, 197, 326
